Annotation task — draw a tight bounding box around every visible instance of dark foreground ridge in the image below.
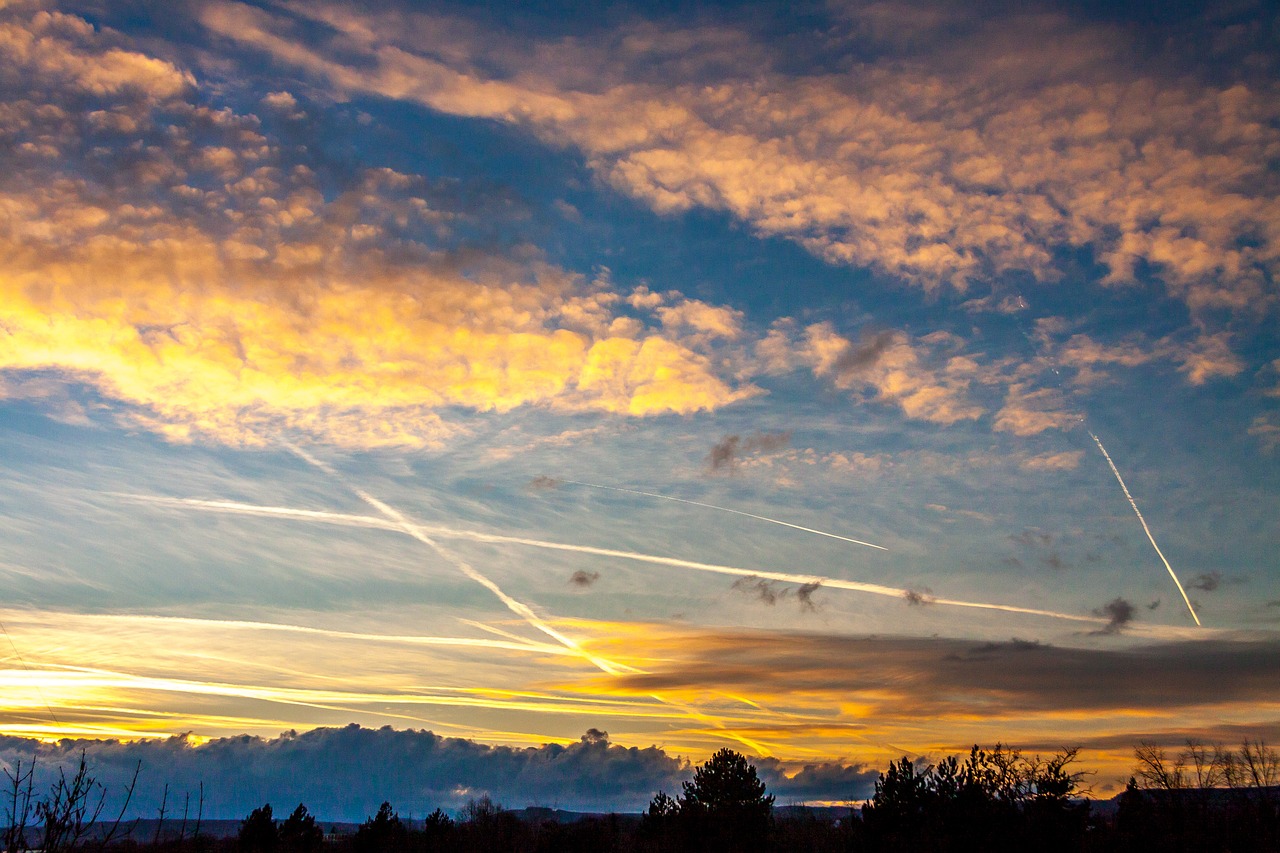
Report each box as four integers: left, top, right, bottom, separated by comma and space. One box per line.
4, 742, 1278, 851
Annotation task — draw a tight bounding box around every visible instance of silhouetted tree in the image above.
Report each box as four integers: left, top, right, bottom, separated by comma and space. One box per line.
278, 804, 321, 853
238, 804, 277, 853
677, 748, 773, 852
420, 808, 453, 852
352, 802, 407, 853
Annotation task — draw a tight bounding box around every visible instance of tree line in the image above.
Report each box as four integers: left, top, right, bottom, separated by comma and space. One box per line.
5, 740, 1278, 852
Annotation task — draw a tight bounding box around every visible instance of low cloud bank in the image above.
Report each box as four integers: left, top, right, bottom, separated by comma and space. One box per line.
0, 725, 875, 820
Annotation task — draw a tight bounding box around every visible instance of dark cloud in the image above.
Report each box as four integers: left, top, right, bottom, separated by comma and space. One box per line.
1010, 530, 1053, 547
904, 588, 933, 606
1191, 572, 1221, 592
756, 759, 878, 802
731, 576, 819, 612
0, 726, 690, 819
1147, 599, 1162, 610
833, 330, 895, 379
796, 581, 821, 612
1043, 552, 1067, 571
569, 569, 600, 587
707, 431, 791, 472
732, 575, 781, 606
1187, 571, 1221, 592
527, 476, 562, 490
0, 726, 880, 817
608, 631, 1280, 719
1093, 597, 1136, 634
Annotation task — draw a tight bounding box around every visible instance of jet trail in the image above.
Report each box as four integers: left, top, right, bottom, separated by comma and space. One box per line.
283, 444, 638, 675
116, 493, 1107, 628
60, 612, 577, 657
556, 479, 887, 551
1089, 432, 1201, 626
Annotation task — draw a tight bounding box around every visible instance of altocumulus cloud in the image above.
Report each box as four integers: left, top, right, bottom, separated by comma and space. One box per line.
0, 725, 876, 818
203, 0, 1280, 313
0, 6, 756, 450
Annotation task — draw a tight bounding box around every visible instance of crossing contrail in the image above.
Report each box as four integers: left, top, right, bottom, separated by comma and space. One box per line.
280, 448, 777, 753
554, 479, 887, 551
282, 444, 639, 675
115, 493, 1110, 628
1089, 432, 1201, 626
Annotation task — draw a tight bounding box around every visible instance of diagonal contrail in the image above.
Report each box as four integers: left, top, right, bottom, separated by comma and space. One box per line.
1089, 432, 1200, 626
115, 492, 1110, 628
282, 448, 778, 754
556, 479, 887, 551
282, 444, 639, 675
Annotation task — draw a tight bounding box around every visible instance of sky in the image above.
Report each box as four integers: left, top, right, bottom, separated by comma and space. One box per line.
0, 0, 1278, 816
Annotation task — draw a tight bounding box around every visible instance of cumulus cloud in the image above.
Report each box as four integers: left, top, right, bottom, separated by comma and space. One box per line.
203, 0, 1280, 316
0, 725, 882, 816
0, 725, 690, 818
0, 7, 758, 448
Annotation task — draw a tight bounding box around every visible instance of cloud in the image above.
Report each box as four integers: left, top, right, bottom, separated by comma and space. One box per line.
994, 384, 1079, 436
1188, 572, 1221, 592
569, 570, 600, 588
1093, 597, 1136, 634
0, 726, 691, 818
707, 431, 791, 472
1, 9, 194, 99
1020, 451, 1083, 472
1249, 415, 1280, 453
730, 576, 819, 612
0, 7, 758, 448
732, 575, 782, 606
801, 324, 983, 425
604, 629, 1280, 719
1186, 572, 1241, 593
527, 476, 563, 491
832, 330, 895, 378
903, 588, 933, 606
1010, 530, 1053, 548
796, 581, 821, 612
205, 1, 1280, 315
0, 724, 885, 816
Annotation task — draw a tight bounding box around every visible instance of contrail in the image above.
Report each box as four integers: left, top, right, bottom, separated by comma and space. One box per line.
555, 479, 887, 551
54, 612, 579, 658
282, 444, 639, 675
1089, 432, 1201, 626
115, 493, 1110, 628
280, 452, 777, 754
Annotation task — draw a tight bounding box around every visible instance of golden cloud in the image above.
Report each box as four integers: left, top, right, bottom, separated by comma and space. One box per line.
0, 8, 756, 448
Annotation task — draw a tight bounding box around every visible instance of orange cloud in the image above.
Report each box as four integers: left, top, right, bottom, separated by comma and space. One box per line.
204, 2, 1280, 314
0, 8, 755, 448
801, 323, 983, 425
